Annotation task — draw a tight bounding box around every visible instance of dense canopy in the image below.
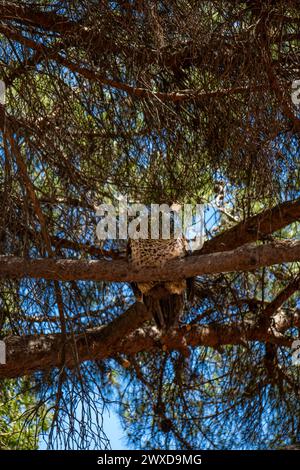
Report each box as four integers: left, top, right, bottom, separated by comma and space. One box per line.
0, 0, 300, 450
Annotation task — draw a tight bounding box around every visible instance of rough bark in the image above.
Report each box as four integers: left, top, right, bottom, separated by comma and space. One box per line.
1, 240, 300, 283
199, 198, 300, 254
0, 303, 292, 379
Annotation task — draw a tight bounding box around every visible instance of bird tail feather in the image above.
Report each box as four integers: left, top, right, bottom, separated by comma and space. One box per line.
144, 294, 184, 332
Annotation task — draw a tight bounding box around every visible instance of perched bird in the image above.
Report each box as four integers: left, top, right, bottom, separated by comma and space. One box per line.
127, 235, 194, 332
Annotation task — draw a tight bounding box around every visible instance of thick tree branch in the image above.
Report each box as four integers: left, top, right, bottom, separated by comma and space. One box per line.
0, 312, 292, 379
265, 275, 300, 319
199, 198, 300, 254
1, 240, 300, 282
257, 274, 300, 331
0, 301, 151, 378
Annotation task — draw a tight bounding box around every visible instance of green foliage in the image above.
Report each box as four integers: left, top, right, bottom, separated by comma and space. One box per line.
0, 0, 300, 451
0, 379, 50, 450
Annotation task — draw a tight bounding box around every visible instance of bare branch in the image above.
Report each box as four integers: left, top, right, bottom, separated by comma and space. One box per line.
199, 199, 300, 254
0, 313, 292, 379
1, 240, 300, 282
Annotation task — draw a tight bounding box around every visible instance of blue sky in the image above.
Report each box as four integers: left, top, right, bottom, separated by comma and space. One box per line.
39, 408, 127, 450
103, 410, 128, 450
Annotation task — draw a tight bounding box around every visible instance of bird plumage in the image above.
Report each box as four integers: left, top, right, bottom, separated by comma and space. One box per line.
128, 236, 193, 332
